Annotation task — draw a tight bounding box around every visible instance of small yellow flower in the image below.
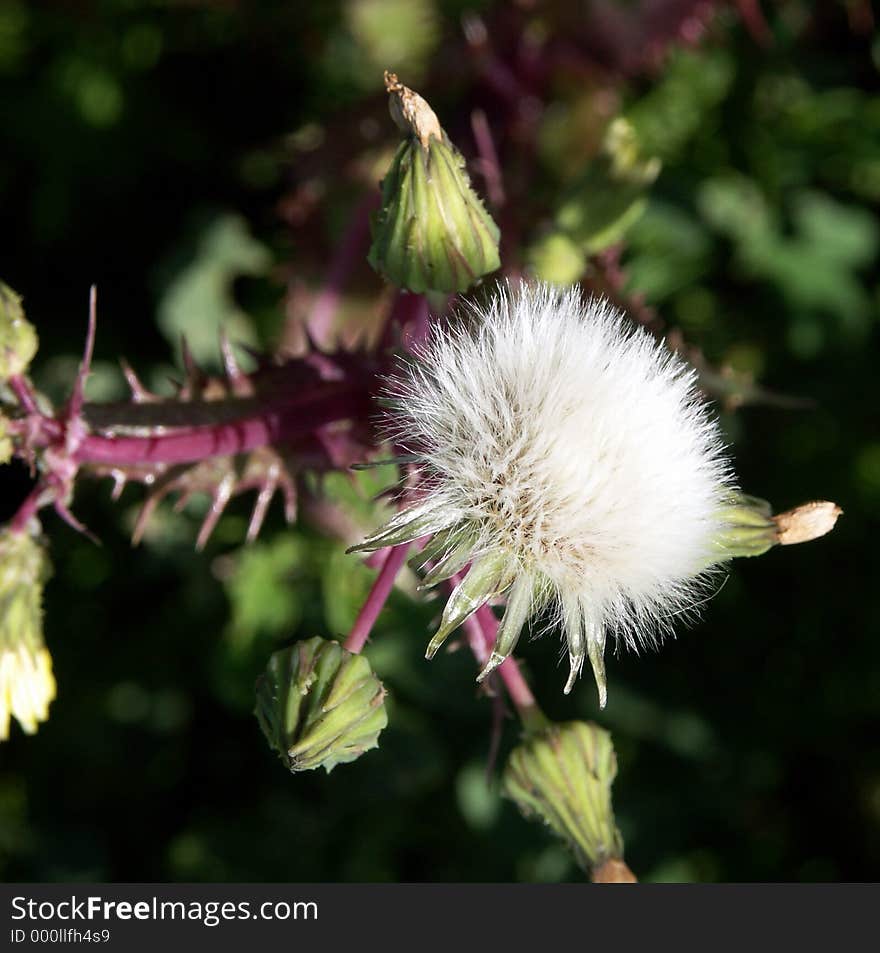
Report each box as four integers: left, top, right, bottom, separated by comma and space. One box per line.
0, 642, 56, 739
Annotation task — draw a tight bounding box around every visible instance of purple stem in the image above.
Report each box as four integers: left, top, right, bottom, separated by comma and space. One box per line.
9, 486, 44, 535
471, 109, 506, 207
8, 375, 42, 416
305, 192, 379, 349
69, 383, 365, 467
344, 543, 411, 653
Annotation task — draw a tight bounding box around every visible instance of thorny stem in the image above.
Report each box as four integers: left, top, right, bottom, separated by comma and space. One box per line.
344, 542, 411, 653
20, 381, 367, 469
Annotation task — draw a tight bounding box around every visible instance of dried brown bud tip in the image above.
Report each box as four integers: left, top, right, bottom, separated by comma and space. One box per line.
773, 501, 842, 546
383, 70, 443, 149
591, 858, 638, 883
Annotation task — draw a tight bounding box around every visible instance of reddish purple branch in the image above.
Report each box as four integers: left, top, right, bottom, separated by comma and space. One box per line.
344, 543, 411, 653
71, 383, 365, 467
8, 375, 41, 416
471, 109, 506, 207
9, 486, 44, 535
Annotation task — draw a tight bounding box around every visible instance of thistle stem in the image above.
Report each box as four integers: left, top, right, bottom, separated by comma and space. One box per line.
344, 543, 411, 653
9, 486, 44, 535
64, 383, 366, 468
8, 374, 43, 416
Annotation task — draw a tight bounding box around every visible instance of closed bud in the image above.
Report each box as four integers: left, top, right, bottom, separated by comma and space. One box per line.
368, 71, 500, 294
0, 526, 55, 740
709, 493, 843, 566
503, 720, 630, 878
0, 282, 38, 380
255, 636, 387, 773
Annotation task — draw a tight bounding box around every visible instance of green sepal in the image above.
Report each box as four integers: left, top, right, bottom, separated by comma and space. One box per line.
347, 498, 456, 554
476, 573, 534, 682
425, 550, 510, 658
707, 491, 778, 564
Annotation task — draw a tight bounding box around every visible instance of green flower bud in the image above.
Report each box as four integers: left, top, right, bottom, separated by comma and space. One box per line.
709, 493, 842, 566
255, 636, 388, 773
0, 282, 38, 380
368, 71, 500, 294
0, 526, 55, 740
503, 720, 627, 877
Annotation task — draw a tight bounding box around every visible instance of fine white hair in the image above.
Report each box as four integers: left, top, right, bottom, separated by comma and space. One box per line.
374, 281, 736, 702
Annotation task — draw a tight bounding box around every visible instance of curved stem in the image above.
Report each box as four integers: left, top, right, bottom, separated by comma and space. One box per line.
344, 543, 410, 653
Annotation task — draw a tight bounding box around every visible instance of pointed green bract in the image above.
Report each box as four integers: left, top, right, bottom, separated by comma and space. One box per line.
418, 532, 475, 588
346, 497, 456, 553
477, 573, 533, 682
255, 637, 388, 773
425, 550, 510, 658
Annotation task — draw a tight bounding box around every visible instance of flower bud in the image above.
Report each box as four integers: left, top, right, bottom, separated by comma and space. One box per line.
0, 526, 56, 740
709, 493, 843, 565
503, 720, 628, 876
255, 636, 388, 773
368, 71, 500, 294
0, 282, 38, 380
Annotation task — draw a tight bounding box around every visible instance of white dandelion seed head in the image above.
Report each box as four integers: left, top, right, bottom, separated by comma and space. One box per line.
363, 281, 736, 704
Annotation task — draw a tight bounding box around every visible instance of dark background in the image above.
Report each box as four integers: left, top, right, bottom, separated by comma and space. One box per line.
1, 0, 878, 882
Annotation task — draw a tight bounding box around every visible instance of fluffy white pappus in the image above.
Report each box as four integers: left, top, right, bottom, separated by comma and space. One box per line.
369, 281, 736, 704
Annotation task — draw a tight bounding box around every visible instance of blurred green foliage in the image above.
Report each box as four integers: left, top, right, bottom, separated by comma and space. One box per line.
0, 0, 879, 883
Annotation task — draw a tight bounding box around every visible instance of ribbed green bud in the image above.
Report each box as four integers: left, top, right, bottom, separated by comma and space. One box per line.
368, 72, 500, 294
503, 720, 625, 876
255, 636, 388, 773
0, 282, 38, 380
0, 526, 55, 740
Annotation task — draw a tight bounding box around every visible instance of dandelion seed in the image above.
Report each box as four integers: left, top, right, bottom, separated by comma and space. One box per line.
354, 282, 736, 705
